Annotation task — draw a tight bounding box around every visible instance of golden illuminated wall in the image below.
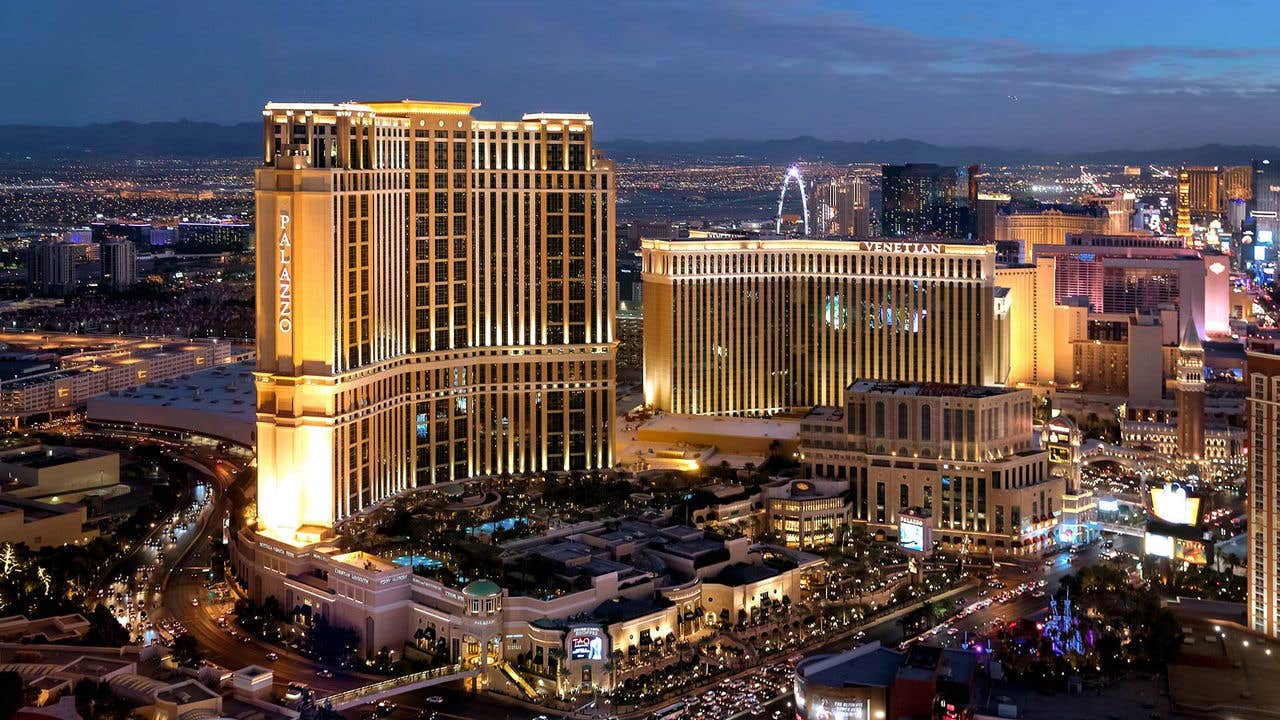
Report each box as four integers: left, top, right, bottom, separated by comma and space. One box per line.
994, 260, 1058, 387
255, 102, 615, 537
994, 211, 1107, 260
642, 239, 999, 415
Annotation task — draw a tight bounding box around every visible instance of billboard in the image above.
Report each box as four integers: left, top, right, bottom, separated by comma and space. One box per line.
1145, 532, 1210, 565
1097, 498, 1119, 513
1144, 532, 1174, 558
1149, 483, 1200, 526
899, 514, 926, 552
567, 628, 605, 661
1174, 538, 1208, 565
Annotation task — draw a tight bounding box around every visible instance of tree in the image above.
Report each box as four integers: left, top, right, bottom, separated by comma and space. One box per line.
171, 634, 203, 666
0, 672, 23, 720
306, 617, 360, 668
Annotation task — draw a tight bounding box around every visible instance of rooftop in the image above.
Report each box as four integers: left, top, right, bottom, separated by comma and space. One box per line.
155, 680, 219, 704
0, 445, 113, 470
798, 642, 902, 689
847, 379, 1019, 399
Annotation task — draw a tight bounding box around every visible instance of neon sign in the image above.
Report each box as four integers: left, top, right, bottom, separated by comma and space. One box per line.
278, 212, 293, 333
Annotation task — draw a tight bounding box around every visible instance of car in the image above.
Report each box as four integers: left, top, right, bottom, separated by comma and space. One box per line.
316, 669, 334, 678
425, 697, 444, 704
265, 652, 280, 661
1043, 558, 1054, 566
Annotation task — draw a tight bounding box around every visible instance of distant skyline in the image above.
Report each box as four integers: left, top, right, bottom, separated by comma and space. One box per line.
4, 0, 1280, 150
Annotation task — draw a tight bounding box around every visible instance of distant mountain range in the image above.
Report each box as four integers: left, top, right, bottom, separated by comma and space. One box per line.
602, 136, 1280, 167
0, 121, 1276, 166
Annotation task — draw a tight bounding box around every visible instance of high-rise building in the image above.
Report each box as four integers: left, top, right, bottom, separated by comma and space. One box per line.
812, 177, 870, 237
91, 221, 153, 254
1177, 166, 1222, 240
175, 221, 253, 253
993, 205, 1110, 260
641, 238, 1006, 415
1247, 349, 1280, 637
99, 239, 137, 292
26, 239, 78, 297
1252, 158, 1280, 245
1175, 319, 1204, 460
254, 101, 615, 538
1033, 237, 1230, 339
880, 164, 965, 238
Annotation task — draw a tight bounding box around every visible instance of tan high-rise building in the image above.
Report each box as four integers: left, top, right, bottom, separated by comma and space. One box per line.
994, 260, 1058, 387
641, 238, 1005, 415
1248, 350, 1280, 638
994, 208, 1109, 261
254, 101, 615, 538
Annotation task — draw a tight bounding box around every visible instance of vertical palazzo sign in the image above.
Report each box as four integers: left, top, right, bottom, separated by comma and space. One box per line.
277, 212, 293, 333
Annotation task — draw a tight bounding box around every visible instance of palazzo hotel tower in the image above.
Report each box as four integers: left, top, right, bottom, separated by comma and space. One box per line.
255, 101, 615, 538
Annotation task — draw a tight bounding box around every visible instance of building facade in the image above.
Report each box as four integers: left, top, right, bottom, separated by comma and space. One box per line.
994, 206, 1109, 261
26, 240, 79, 297
1033, 239, 1229, 340
812, 177, 870, 237
799, 381, 1063, 557
880, 164, 964, 238
99, 238, 137, 291
1248, 350, 1280, 638
232, 518, 821, 693
253, 101, 616, 538
641, 238, 1005, 415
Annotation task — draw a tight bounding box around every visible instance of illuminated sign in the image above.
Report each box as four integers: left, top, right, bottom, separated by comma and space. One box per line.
568, 628, 605, 661
1209, 262, 1225, 275
1144, 532, 1174, 558
899, 515, 926, 552
860, 241, 943, 255
808, 698, 868, 720
1097, 499, 1119, 513
278, 212, 293, 333
1149, 483, 1200, 526
1174, 538, 1208, 565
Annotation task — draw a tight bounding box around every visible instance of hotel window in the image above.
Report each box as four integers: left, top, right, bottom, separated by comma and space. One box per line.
921, 405, 931, 440
897, 404, 908, 439
875, 402, 885, 437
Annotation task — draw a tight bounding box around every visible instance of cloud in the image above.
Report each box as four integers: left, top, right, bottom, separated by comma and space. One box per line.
2, 0, 1278, 149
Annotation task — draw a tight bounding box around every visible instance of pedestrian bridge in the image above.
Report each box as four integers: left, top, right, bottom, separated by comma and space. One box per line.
322, 664, 479, 711
1096, 521, 1145, 538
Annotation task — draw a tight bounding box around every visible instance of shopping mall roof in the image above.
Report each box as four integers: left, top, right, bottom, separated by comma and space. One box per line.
86, 359, 255, 446
847, 379, 1018, 399
798, 642, 902, 689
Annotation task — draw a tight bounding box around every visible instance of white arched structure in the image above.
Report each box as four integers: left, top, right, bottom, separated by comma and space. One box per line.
775, 166, 810, 235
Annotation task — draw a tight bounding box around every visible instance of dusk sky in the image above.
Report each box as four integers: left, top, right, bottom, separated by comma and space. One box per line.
5, 0, 1280, 150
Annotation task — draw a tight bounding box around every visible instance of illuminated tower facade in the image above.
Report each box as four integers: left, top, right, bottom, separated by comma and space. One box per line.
1175, 317, 1204, 460
254, 101, 615, 539
880, 164, 965, 238
1248, 350, 1280, 637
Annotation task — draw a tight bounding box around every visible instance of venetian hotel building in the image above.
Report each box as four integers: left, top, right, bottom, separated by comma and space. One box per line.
254, 101, 614, 538
642, 238, 1008, 415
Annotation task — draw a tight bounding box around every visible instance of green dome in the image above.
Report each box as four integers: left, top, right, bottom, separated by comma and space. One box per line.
463, 579, 502, 597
